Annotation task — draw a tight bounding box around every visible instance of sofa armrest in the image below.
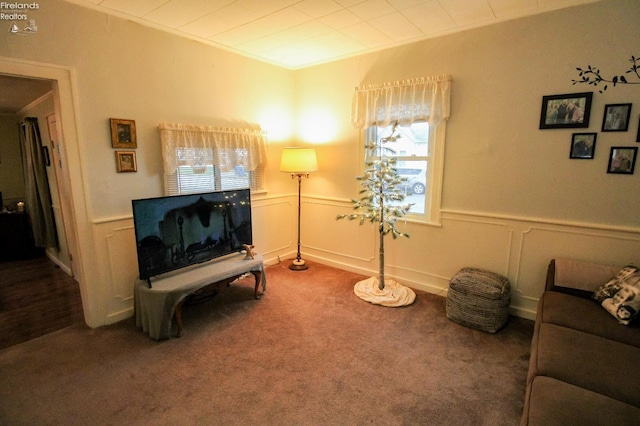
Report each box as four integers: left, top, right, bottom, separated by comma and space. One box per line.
546, 258, 620, 299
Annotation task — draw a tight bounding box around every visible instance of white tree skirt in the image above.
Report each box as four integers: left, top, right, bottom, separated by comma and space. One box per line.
354, 276, 416, 307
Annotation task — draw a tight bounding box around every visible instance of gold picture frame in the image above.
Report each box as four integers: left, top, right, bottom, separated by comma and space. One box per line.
115, 151, 137, 173
110, 118, 137, 148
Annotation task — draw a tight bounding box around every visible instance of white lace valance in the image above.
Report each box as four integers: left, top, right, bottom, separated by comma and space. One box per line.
351, 74, 451, 129
159, 122, 269, 175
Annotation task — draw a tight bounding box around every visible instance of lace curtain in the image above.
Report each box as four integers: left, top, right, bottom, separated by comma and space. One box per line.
159, 122, 269, 175
351, 74, 451, 129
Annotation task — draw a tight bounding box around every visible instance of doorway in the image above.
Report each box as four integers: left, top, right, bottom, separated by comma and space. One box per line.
0, 56, 90, 333
1, 76, 71, 263
0, 76, 81, 346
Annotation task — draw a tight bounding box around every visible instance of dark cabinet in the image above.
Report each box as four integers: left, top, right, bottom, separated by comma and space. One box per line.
0, 212, 42, 260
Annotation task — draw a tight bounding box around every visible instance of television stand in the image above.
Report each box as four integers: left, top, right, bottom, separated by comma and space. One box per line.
134, 253, 265, 340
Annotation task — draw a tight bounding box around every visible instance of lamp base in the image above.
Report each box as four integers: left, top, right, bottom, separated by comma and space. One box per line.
289, 258, 308, 271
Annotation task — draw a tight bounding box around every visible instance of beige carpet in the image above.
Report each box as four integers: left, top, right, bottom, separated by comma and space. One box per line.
0, 260, 533, 425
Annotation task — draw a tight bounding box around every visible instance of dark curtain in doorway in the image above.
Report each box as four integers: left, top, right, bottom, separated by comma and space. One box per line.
20, 117, 57, 249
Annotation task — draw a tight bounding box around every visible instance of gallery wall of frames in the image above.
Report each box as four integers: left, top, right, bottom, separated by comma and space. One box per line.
539, 92, 638, 175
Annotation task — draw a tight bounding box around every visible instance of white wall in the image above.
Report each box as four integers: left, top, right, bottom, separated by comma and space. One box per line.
293, 0, 640, 318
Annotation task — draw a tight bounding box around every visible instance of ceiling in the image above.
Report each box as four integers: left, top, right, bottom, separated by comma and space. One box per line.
2, 0, 603, 114
67, 0, 604, 70
0, 75, 53, 115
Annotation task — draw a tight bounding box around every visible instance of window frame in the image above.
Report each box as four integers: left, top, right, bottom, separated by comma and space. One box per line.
362, 121, 444, 225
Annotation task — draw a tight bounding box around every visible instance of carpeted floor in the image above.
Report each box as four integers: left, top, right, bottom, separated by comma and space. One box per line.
0, 260, 534, 425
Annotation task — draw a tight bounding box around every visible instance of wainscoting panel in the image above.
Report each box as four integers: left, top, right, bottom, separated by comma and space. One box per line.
251, 196, 295, 260
304, 204, 514, 296
90, 219, 138, 323
301, 199, 640, 320
516, 225, 640, 298
88, 195, 640, 325
304, 197, 376, 266
104, 223, 138, 321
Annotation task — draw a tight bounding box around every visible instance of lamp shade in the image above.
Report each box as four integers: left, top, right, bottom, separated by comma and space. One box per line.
280, 147, 318, 173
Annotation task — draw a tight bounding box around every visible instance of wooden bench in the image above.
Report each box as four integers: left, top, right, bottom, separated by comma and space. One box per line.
134, 253, 265, 340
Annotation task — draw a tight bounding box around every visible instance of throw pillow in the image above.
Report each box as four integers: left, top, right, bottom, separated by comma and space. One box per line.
593, 265, 640, 325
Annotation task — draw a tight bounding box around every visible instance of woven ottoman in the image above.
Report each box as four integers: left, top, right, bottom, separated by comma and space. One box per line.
446, 267, 511, 333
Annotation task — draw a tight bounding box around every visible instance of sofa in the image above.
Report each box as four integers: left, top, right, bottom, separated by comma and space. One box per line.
521, 258, 640, 425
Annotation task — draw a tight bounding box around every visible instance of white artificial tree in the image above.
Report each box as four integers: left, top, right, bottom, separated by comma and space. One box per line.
337, 122, 416, 307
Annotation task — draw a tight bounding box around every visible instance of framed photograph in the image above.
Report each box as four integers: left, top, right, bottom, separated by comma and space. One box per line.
602, 104, 632, 132
539, 92, 593, 129
115, 151, 137, 173
607, 146, 637, 174
569, 133, 597, 159
636, 115, 640, 142
110, 118, 137, 148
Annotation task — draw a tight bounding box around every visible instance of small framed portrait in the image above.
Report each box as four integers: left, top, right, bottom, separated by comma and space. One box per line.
539, 92, 593, 129
636, 115, 640, 142
569, 133, 597, 159
602, 103, 632, 132
115, 150, 137, 173
110, 118, 137, 148
607, 146, 637, 174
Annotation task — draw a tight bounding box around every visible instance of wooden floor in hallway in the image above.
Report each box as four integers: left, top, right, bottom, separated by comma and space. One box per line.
0, 256, 84, 350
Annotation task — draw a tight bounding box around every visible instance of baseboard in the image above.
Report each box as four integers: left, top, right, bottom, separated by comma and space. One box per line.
509, 306, 536, 321
303, 253, 450, 297
45, 251, 72, 276
106, 307, 133, 325
281, 252, 537, 320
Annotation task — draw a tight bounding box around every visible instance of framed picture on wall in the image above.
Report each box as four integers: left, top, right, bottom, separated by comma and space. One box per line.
110, 118, 137, 148
602, 103, 632, 132
569, 132, 597, 159
607, 146, 637, 174
539, 92, 593, 129
636, 115, 640, 142
115, 151, 137, 173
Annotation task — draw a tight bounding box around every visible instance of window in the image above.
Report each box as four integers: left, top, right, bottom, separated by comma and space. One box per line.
365, 122, 431, 215
168, 148, 263, 195
160, 123, 268, 196
352, 75, 451, 224
172, 163, 262, 194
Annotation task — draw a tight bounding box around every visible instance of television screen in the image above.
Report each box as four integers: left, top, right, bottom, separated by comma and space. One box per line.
132, 189, 252, 280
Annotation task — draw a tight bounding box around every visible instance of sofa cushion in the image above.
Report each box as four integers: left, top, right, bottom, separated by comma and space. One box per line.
530, 323, 640, 408
522, 376, 640, 426
538, 291, 640, 348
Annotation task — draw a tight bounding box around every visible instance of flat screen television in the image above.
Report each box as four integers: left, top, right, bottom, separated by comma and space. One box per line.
132, 189, 252, 281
